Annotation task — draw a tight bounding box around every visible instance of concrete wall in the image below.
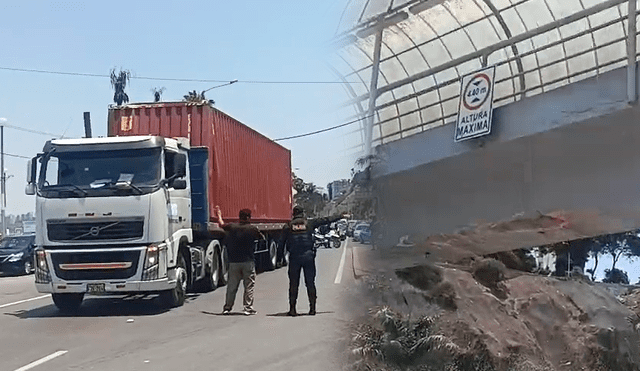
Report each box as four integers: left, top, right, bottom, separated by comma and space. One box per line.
373, 66, 640, 244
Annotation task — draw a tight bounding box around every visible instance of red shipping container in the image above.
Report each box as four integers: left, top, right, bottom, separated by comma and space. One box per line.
108, 102, 292, 224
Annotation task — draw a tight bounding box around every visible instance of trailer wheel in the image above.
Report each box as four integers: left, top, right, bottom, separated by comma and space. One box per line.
199, 242, 220, 292
219, 244, 229, 286
277, 242, 289, 268
159, 253, 187, 308
263, 239, 277, 271
52, 293, 84, 313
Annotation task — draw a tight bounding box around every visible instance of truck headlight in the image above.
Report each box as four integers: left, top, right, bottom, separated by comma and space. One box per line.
8, 252, 24, 262
35, 249, 51, 284
142, 244, 159, 281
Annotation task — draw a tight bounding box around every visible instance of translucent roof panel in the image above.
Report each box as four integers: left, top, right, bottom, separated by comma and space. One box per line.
331, 0, 640, 147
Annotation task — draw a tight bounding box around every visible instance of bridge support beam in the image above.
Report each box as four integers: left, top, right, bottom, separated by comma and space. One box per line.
628, 0, 637, 103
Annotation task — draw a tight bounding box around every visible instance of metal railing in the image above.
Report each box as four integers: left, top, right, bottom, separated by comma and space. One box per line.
345, 0, 638, 147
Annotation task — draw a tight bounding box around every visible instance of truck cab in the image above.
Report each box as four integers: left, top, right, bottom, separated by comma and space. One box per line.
26, 136, 200, 311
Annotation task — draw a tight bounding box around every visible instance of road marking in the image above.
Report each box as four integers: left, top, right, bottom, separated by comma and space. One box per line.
334, 240, 348, 284
14, 350, 68, 371
0, 295, 50, 309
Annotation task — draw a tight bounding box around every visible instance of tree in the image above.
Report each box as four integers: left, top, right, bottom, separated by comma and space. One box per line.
292, 173, 327, 218
586, 245, 600, 281
595, 231, 640, 271
603, 268, 629, 284
151, 87, 165, 102
110, 68, 131, 106
585, 230, 640, 281
183, 90, 214, 105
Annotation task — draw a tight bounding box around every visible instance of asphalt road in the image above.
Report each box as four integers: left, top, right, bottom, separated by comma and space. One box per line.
0, 240, 363, 371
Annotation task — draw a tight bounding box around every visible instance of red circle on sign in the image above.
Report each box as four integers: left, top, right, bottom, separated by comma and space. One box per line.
462, 73, 491, 111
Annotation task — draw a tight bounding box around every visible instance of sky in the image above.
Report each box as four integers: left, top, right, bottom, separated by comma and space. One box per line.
591, 255, 640, 284
0, 0, 362, 216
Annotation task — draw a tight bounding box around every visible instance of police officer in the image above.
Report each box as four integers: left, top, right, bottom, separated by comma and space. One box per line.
282, 206, 344, 316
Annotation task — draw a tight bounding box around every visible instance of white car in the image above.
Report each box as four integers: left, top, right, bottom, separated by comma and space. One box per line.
352, 223, 370, 242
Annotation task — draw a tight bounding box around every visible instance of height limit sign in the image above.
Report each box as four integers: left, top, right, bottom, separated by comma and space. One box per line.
454, 66, 496, 142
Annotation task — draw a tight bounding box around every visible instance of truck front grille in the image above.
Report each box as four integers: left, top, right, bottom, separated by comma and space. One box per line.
51, 250, 141, 280
47, 218, 144, 242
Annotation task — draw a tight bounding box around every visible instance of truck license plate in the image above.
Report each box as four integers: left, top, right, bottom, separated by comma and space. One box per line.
87, 283, 105, 293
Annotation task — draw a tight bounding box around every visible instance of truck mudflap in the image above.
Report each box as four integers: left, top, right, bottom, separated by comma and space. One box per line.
35, 278, 176, 294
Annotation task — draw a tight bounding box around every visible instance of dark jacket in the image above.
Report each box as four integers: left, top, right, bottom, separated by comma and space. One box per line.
222, 221, 262, 263
282, 214, 342, 260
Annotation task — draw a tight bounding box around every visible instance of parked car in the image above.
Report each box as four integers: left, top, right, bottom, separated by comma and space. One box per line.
353, 223, 370, 243
346, 220, 360, 237
0, 234, 36, 276
358, 225, 372, 244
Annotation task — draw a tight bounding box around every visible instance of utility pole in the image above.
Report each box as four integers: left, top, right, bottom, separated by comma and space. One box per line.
1, 124, 5, 238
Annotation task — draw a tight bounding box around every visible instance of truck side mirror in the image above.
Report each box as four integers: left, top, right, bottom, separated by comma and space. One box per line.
174, 154, 187, 178
25, 183, 36, 195
25, 157, 37, 195
26, 157, 36, 183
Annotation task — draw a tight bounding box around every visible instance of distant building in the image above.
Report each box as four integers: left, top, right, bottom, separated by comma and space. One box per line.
327, 179, 350, 201
22, 220, 36, 234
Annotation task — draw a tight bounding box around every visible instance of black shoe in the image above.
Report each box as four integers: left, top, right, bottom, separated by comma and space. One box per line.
287, 307, 297, 317
309, 294, 316, 316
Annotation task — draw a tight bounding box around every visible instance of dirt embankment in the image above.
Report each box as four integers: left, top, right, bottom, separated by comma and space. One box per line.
346, 215, 640, 371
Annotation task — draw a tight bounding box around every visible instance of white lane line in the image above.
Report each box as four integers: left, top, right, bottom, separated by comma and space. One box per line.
14, 350, 68, 371
334, 240, 348, 284
0, 295, 50, 309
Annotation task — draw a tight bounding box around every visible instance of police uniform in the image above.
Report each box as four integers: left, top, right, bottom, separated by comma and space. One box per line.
282, 207, 342, 316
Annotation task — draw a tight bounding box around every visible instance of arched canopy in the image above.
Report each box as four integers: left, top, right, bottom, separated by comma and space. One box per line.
331, 0, 639, 148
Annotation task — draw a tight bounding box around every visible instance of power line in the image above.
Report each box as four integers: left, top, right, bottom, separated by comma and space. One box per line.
5, 152, 30, 159
0, 66, 355, 85
274, 114, 372, 141
0, 123, 60, 159
2, 123, 60, 137
0, 66, 106, 78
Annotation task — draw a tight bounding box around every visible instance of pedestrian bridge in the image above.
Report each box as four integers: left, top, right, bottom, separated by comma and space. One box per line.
332, 0, 640, 246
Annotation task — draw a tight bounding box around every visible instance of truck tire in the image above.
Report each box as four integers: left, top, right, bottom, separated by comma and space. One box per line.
198, 242, 220, 292
264, 239, 277, 271
159, 253, 187, 308
52, 293, 84, 313
277, 242, 289, 268
219, 245, 229, 286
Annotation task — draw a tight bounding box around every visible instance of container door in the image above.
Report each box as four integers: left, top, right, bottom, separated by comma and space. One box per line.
189, 147, 209, 231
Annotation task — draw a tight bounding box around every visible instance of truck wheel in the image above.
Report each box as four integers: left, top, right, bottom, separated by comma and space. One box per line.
159, 253, 187, 308
199, 244, 220, 292
52, 293, 84, 313
218, 245, 229, 286
278, 242, 289, 268
264, 240, 277, 271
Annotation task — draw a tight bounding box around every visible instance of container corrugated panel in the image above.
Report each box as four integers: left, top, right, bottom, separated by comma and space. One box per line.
108, 102, 292, 224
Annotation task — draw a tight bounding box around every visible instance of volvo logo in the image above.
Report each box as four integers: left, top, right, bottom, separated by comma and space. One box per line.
89, 226, 100, 236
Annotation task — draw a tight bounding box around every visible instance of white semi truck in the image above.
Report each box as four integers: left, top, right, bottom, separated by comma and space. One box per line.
26, 102, 293, 312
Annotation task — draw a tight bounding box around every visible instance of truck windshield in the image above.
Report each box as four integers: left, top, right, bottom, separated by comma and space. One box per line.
39, 148, 162, 197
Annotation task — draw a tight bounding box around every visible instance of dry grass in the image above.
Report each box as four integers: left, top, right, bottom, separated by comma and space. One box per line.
347, 307, 490, 371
